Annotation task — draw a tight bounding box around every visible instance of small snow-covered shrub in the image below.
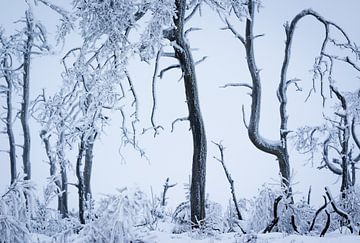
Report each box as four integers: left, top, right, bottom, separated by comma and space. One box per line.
247, 185, 316, 234
330, 186, 360, 232
0, 176, 35, 243
172, 200, 227, 234
247, 185, 278, 232
31, 177, 80, 237
225, 198, 250, 233
75, 187, 152, 242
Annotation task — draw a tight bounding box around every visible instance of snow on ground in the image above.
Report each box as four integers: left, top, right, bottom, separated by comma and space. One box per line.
30, 231, 360, 243
141, 231, 360, 243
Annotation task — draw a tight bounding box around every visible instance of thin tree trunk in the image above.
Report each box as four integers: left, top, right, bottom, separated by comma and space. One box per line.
84, 134, 95, 211
57, 129, 68, 218
173, 0, 207, 227
3, 60, 17, 184
76, 135, 85, 224
21, 10, 34, 181
59, 160, 68, 217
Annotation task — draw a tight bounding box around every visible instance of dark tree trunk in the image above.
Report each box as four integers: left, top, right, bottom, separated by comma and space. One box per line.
21, 10, 33, 181
57, 130, 68, 218
173, 0, 207, 227
76, 136, 86, 224
3, 59, 17, 184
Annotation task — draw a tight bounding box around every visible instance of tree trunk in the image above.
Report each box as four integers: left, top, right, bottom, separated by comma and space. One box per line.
21, 10, 33, 181
84, 134, 95, 213
76, 136, 85, 224
3, 59, 17, 184
57, 130, 68, 218
59, 160, 68, 217
173, 0, 207, 227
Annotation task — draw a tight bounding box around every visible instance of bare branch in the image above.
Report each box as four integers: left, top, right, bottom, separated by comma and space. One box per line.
224, 18, 245, 45
185, 27, 202, 38
220, 81, 252, 90
159, 64, 180, 79
242, 104, 249, 130
171, 116, 189, 132
322, 136, 342, 175
185, 3, 200, 23
150, 49, 163, 137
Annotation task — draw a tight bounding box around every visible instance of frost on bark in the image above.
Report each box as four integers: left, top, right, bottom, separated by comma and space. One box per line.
172, 0, 207, 226
21, 10, 34, 181
1, 56, 17, 184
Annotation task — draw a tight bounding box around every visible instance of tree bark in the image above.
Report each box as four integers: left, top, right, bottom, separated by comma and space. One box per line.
57, 130, 68, 218
76, 135, 86, 224
173, 0, 207, 227
3, 59, 17, 184
21, 10, 34, 181
84, 134, 95, 208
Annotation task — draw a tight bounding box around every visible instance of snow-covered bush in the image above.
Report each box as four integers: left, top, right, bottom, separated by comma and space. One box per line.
0, 175, 35, 243
29, 176, 77, 237
341, 186, 360, 224
332, 186, 360, 232
247, 185, 317, 234
75, 187, 152, 242
172, 199, 227, 234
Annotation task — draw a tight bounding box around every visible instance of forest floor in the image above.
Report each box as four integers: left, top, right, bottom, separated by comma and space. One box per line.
31, 229, 359, 242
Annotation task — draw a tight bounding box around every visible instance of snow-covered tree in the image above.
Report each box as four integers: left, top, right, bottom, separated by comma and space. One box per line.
220, 0, 360, 198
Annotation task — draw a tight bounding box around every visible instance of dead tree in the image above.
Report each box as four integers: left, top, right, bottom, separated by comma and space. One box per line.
40, 129, 68, 218
223, 0, 360, 197
150, 0, 208, 227
161, 178, 176, 207
315, 86, 360, 196
172, 0, 207, 227
213, 141, 242, 220
223, 0, 292, 195
20, 10, 34, 181
0, 55, 17, 184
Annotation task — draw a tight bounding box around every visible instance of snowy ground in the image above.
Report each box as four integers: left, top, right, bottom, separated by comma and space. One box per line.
140, 232, 359, 243
31, 231, 359, 243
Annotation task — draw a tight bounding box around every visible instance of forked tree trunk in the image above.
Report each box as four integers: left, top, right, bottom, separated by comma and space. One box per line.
173, 0, 207, 227
244, 0, 291, 194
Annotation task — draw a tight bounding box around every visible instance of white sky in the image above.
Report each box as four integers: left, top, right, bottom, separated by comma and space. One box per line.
0, 0, 359, 211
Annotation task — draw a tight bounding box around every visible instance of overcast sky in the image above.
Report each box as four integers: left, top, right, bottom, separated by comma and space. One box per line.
0, 0, 359, 210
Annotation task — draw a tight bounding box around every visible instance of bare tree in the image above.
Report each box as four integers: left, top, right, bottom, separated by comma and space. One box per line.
144, 0, 208, 226
222, 0, 360, 197
294, 87, 360, 196
172, 0, 207, 227
0, 52, 18, 184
